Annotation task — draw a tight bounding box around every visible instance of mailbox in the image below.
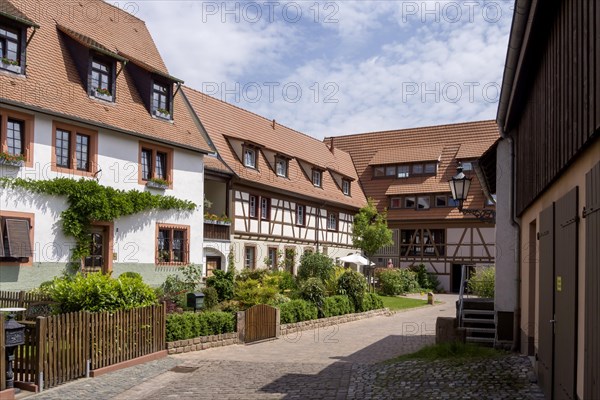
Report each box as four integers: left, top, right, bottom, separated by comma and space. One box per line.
187, 292, 205, 312
5, 315, 25, 347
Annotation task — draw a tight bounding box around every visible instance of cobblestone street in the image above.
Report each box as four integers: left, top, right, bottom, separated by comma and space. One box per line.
28, 295, 544, 400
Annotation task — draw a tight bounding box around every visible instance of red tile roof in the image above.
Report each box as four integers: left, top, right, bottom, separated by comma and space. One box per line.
1, 0, 210, 153
183, 87, 367, 209
326, 120, 499, 220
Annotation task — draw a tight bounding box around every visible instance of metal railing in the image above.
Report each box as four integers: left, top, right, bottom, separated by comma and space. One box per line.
457, 265, 467, 327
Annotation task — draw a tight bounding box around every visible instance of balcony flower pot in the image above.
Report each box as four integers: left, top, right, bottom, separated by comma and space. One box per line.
146, 180, 169, 190
154, 108, 171, 120
1, 59, 21, 74
93, 88, 113, 102
0, 158, 24, 167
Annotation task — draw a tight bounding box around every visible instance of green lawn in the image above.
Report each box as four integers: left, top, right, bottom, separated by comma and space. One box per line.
380, 296, 429, 311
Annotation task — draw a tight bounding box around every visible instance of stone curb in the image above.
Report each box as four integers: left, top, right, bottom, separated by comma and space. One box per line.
166, 332, 239, 355
280, 308, 391, 336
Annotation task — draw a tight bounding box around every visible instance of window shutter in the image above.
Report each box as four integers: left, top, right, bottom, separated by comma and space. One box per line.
0, 223, 4, 257
6, 219, 33, 258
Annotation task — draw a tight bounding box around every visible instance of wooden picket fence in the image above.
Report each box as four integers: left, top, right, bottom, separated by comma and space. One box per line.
0, 290, 52, 310
0, 317, 5, 392
3, 304, 165, 391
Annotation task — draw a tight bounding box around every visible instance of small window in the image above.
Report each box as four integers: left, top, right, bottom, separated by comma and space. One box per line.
267, 247, 279, 269
243, 147, 256, 168
152, 82, 171, 119
0, 25, 22, 73
448, 197, 459, 207
405, 197, 415, 208
342, 179, 351, 196
244, 246, 256, 269
156, 224, 189, 265
6, 119, 24, 156
486, 194, 497, 206
327, 212, 337, 231
138, 142, 173, 186
312, 169, 322, 187
435, 195, 447, 207
275, 157, 288, 177
260, 197, 270, 220
296, 205, 305, 226
90, 58, 114, 101
0, 215, 33, 264
390, 197, 402, 209
249, 195, 257, 219
424, 163, 437, 174
385, 166, 396, 176
412, 164, 424, 174
462, 162, 473, 171
373, 166, 385, 177
53, 123, 98, 175
417, 196, 430, 210
397, 165, 409, 178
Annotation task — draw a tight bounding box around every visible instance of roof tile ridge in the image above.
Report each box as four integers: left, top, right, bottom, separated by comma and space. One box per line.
326, 119, 497, 139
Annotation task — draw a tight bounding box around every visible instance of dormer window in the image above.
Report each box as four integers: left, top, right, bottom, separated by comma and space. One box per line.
244, 147, 256, 169
312, 169, 322, 187
90, 57, 114, 102
152, 82, 171, 120
342, 179, 351, 196
275, 157, 288, 177
0, 24, 23, 74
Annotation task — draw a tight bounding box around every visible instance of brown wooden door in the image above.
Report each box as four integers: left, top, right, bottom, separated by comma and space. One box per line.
584, 162, 600, 400
206, 256, 221, 277
538, 204, 554, 400
553, 188, 578, 400
83, 226, 109, 273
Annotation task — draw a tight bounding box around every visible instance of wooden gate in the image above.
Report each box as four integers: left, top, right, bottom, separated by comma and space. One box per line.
554, 188, 578, 400
244, 304, 277, 343
584, 162, 600, 400
538, 204, 554, 400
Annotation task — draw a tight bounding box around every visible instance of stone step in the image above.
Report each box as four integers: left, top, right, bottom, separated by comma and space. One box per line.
465, 327, 496, 334
462, 309, 495, 316
466, 336, 495, 344
462, 317, 495, 325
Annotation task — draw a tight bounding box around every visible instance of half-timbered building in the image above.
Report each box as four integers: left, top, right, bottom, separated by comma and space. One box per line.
183, 88, 366, 273
326, 121, 498, 292
493, 1, 599, 398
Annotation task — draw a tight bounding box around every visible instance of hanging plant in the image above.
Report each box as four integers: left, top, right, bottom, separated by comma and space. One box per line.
0, 177, 196, 261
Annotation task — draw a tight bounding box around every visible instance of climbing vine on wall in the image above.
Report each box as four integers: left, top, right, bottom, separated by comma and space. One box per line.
0, 177, 197, 260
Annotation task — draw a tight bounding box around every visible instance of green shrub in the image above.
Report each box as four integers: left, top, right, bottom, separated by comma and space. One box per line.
377, 269, 420, 296
297, 252, 335, 282
202, 286, 219, 310
337, 270, 367, 312
323, 266, 346, 296
234, 278, 279, 307
268, 270, 297, 292
409, 264, 440, 291
165, 311, 236, 341
206, 269, 235, 301
279, 299, 318, 324
468, 266, 495, 298
237, 268, 268, 282
361, 292, 384, 312
118, 271, 143, 281
299, 278, 326, 316
158, 274, 189, 310
322, 295, 354, 317
219, 300, 241, 314
48, 272, 156, 313
270, 294, 291, 306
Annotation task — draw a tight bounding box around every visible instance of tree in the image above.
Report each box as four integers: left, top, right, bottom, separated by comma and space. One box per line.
352, 198, 393, 262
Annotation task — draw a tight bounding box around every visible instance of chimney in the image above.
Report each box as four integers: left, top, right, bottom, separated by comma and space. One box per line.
329, 137, 335, 153
272, 119, 276, 129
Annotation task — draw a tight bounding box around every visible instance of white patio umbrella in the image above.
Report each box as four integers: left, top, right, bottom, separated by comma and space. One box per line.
339, 253, 370, 266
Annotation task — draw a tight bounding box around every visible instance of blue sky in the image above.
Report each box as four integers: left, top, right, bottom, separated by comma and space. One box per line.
133, 1, 514, 139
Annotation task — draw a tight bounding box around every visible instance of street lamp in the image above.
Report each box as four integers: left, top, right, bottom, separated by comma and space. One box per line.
448, 163, 495, 222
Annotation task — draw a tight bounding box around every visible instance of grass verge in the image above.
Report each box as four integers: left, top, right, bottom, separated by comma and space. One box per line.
380, 296, 429, 311
385, 342, 506, 364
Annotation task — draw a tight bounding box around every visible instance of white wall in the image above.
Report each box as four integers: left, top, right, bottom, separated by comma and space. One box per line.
0, 108, 205, 266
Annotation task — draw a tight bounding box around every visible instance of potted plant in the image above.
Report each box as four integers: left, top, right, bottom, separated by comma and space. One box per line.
146, 177, 169, 190
154, 107, 171, 119
93, 87, 113, 101
1, 57, 21, 74
0, 152, 25, 167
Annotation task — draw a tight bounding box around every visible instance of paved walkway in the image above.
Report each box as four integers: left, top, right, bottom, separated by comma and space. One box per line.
28, 295, 544, 400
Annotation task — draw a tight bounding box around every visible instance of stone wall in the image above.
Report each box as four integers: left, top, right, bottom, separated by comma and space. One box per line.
280, 308, 390, 337
166, 332, 239, 355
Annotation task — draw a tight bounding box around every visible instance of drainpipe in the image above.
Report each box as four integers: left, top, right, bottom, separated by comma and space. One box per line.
499, 127, 522, 353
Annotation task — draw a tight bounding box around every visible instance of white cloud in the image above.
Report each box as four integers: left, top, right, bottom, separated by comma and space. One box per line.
129, 0, 513, 139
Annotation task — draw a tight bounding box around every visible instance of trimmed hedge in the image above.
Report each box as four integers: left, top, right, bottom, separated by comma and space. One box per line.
322, 295, 354, 317
166, 311, 236, 342
361, 292, 384, 312
279, 299, 318, 324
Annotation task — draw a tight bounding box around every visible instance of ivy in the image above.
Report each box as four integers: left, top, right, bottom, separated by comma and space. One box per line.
0, 177, 197, 260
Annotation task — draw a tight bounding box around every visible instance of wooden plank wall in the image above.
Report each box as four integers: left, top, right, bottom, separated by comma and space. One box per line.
513, 0, 599, 215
